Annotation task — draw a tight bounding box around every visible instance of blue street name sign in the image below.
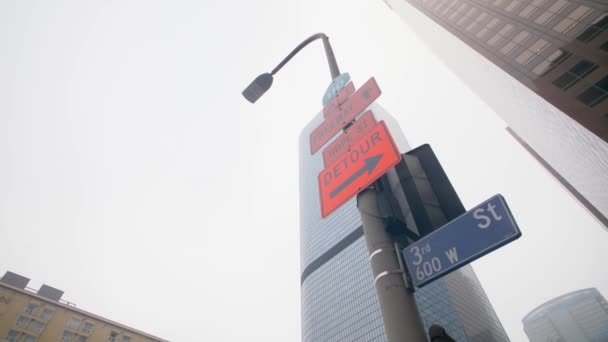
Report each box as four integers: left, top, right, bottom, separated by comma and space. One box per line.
403, 194, 521, 288
322, 72, 351, 106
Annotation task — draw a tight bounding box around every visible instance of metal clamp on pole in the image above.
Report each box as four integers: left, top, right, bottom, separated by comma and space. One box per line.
394, 241, 416, 292
374, 269, 405, 287
369, 247, 406, 287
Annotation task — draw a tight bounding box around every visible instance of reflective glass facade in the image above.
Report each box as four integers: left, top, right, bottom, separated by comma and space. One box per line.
523, 288, 608, 341
386, 0, 608, 228
300, 103, 508, 341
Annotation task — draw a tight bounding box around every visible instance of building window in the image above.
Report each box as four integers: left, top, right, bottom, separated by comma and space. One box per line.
75, 335, 87, 342
67, 318, 81, 330
505, 0, 521, 12
517, 51, 535, 65
534, 0, 569, 25
601, 41, 608, 52
466, 12, 487, 32
532, 49, 573, 75
513, 30, 531, 43
519, 5, 535, 18
552, 60, 598, 90
30, 320, 45, 334
500, 30, 530, 55
530, 39, 549, 53
40, 308, 54, 320
515, 38, 549, 65
577, 75, 608, 107
519, 0, 545, 18
576, 14, 608, 42
434, 0, 449, 14
488, 23, 514, 46
449, 3, 467, 20
439, 0, 457, 16
476, 17, 500, 38
500, 41, 517, 55
424, 0, 437, 9
553, 5, 593, 34
62, 331, 74, 342
5, 330, 20, 342
431, 0, 442, 11
24, 303, 39, 314
122, 336, 131, 342
457, 7, 476, 26
493, 0, 506, 7
109, 331, 119, 342
81, 322, 95, 334
16, 315, 30, 327
22, 334, 36, 342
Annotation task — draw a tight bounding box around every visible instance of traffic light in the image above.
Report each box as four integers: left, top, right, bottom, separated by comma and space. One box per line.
376, 144, 466, 244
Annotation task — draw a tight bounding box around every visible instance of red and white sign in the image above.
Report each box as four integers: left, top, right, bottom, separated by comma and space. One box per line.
309, 78, 381, 154
322, 110, 377, 167
323, 82, 355, 118
318, 121, 401, 218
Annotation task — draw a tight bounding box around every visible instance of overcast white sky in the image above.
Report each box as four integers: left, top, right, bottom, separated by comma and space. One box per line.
1, 1, 607, 341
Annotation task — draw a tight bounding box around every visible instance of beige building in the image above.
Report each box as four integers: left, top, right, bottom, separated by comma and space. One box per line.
0, 271, 168, 342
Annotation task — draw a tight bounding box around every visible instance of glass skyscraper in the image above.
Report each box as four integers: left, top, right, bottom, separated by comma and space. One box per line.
384, 0, 608, 228
299, 102, 508, 341
523, 288, 608, 341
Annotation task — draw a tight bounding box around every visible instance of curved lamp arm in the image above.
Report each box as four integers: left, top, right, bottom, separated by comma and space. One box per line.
271, 33, 340, 79
242, 33, 341, 103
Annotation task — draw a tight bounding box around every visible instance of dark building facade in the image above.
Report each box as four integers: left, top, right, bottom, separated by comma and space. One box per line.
299, 102, 509, 341
523, 288, 608, 341
399, 0, 608, 141
386, 0, 608, 228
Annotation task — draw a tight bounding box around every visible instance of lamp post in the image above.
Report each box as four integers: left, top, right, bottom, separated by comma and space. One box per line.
242, 33, 427, 342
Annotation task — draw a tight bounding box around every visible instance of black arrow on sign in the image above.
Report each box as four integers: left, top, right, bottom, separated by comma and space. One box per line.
330, 154, 383, 199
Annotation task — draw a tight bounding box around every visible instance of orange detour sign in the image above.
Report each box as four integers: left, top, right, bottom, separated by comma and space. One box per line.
322, 110, 377, 167
309, 78, 381, 154
318, 121, 401, 218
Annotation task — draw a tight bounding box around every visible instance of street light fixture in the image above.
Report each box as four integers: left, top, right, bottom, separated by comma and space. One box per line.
242, 33, 341, 103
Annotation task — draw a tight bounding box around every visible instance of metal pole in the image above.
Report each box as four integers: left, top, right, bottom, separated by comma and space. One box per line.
321, 36, 341, 79
357, 187, 428, 342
